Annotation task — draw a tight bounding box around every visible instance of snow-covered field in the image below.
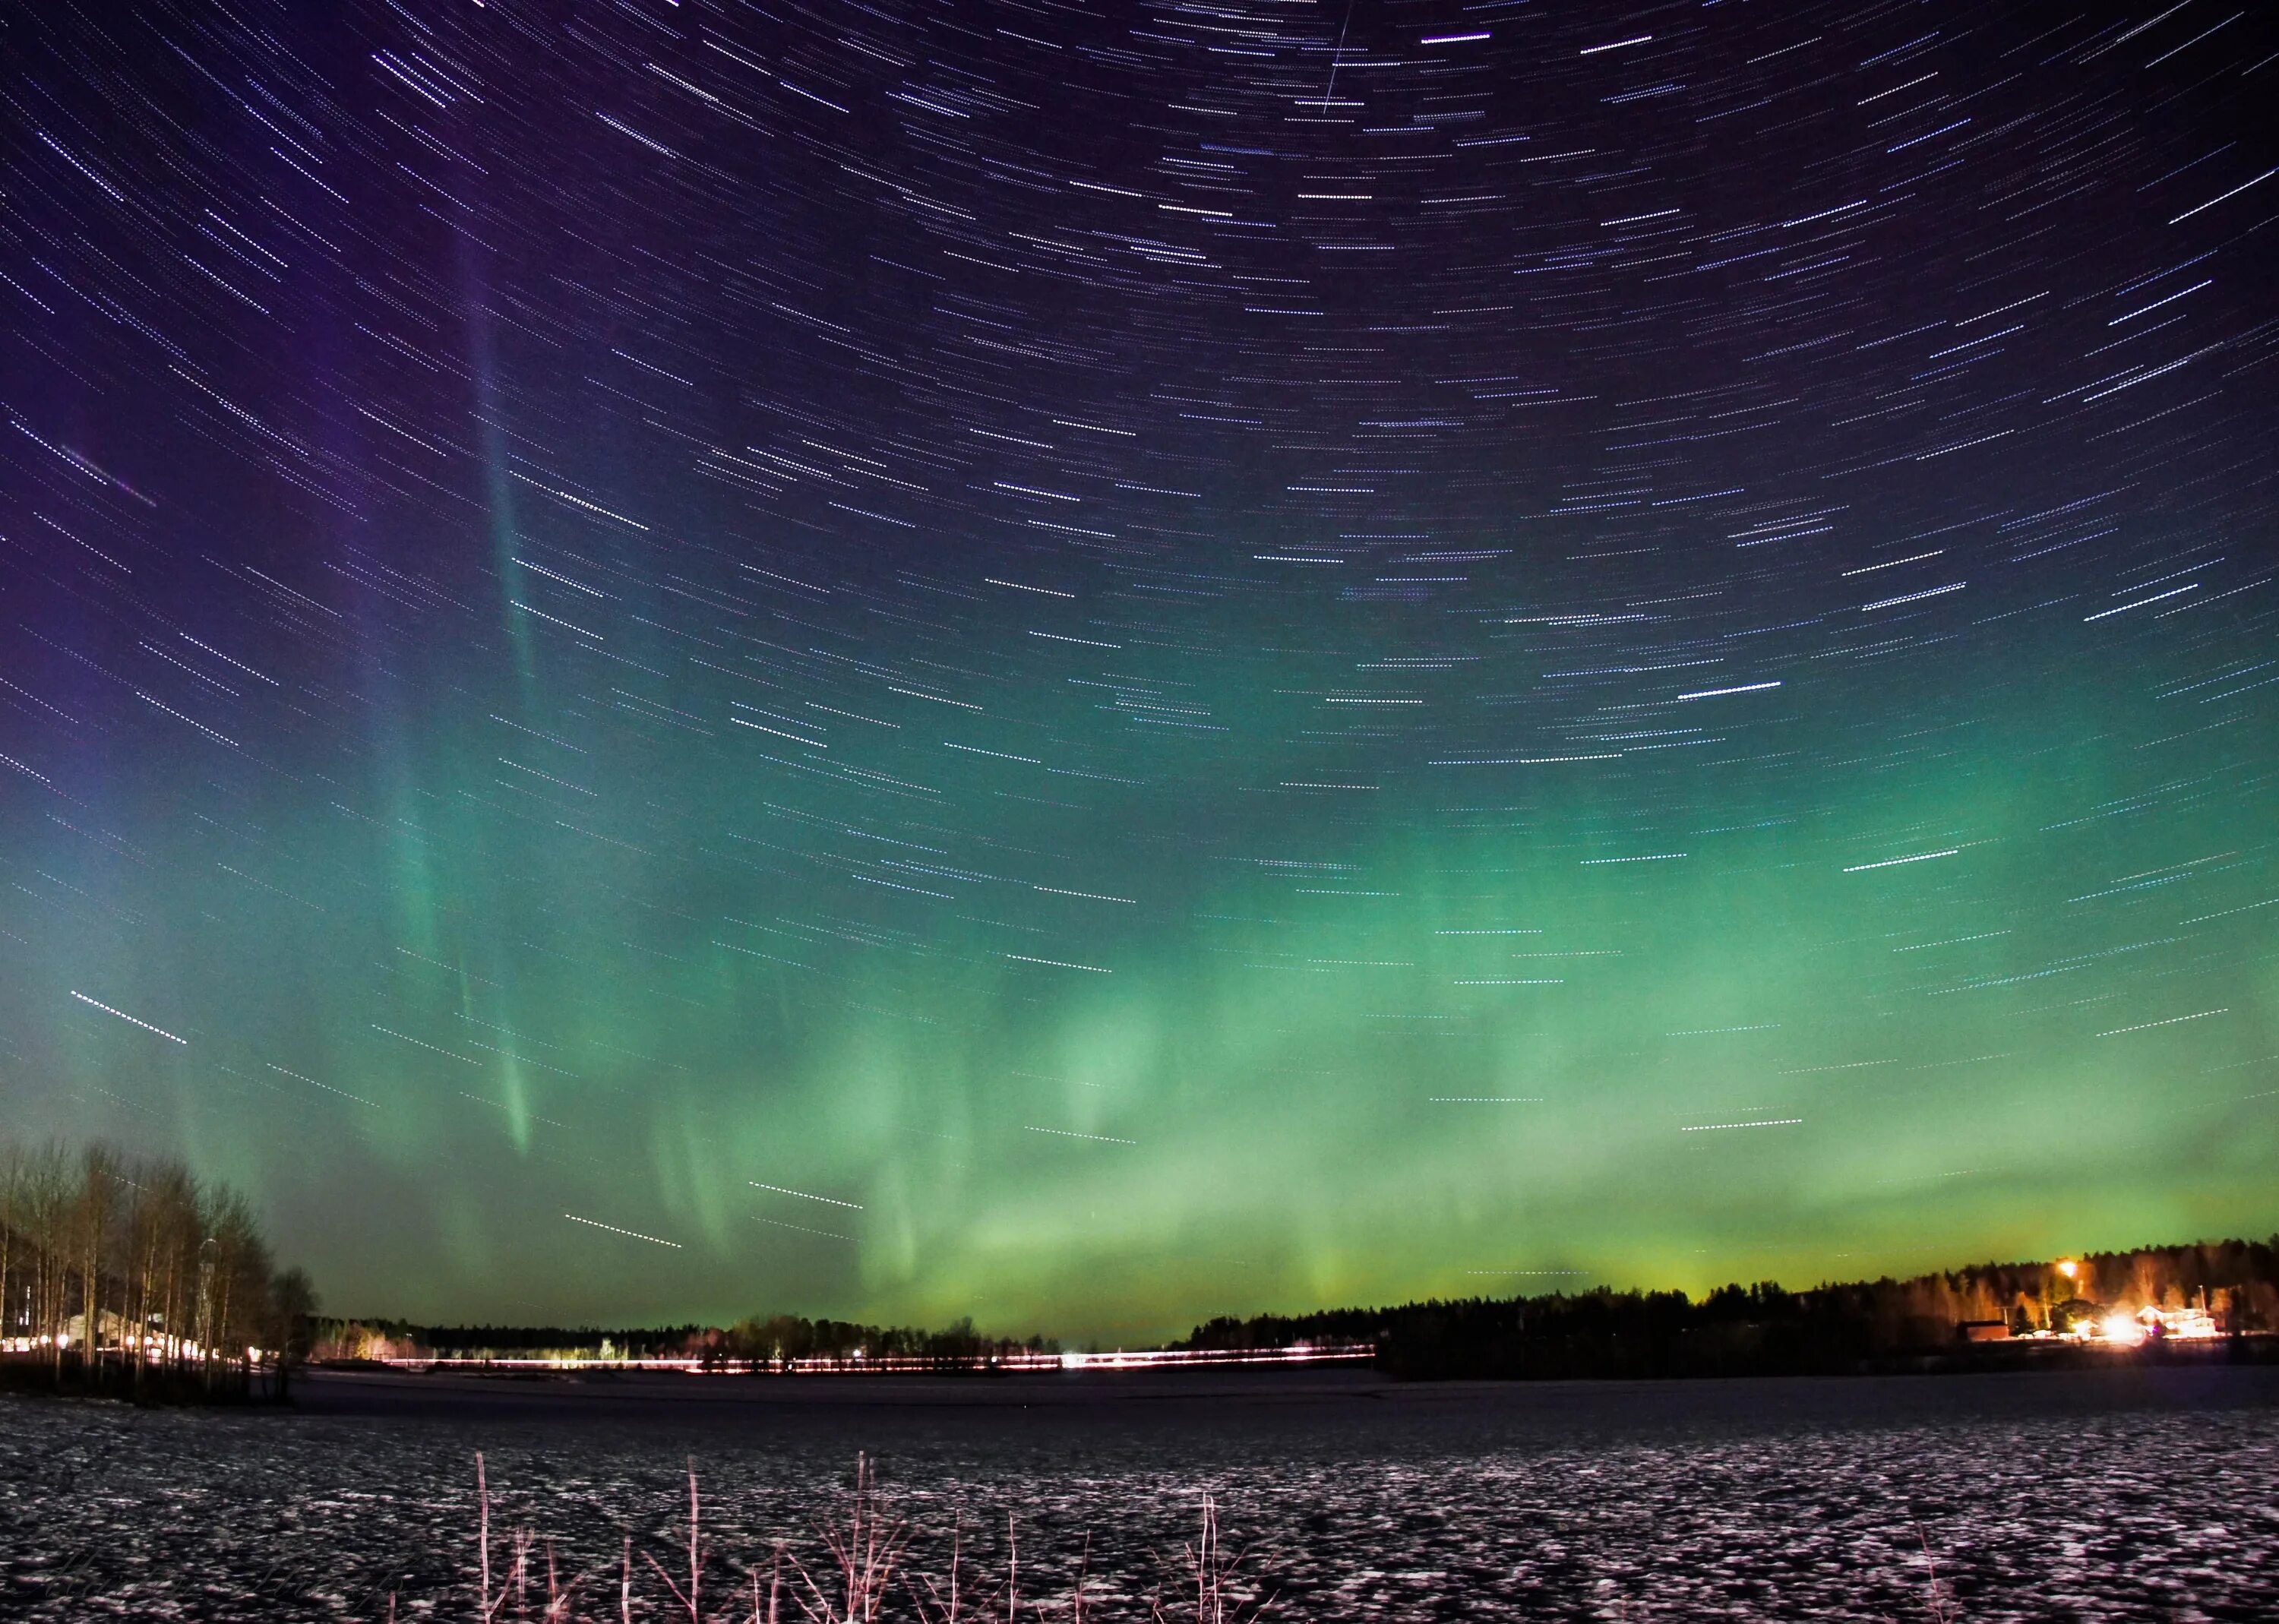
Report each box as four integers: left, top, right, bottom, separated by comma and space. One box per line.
4, 1364, 2273, 1619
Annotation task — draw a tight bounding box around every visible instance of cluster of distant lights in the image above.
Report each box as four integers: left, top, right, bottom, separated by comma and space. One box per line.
2039, 1259, 2223, 1347
1, 1332, 261, 1360
2075, 1308, 2220, 1348
366, 1260, 2238, 1371
383, 1343, 1377, 1373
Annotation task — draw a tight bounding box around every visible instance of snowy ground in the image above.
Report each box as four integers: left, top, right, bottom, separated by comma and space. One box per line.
4, 1363, 2274, 1619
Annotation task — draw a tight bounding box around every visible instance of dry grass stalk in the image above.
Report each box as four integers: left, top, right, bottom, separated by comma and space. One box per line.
479, 1452, 493, 1621
1916, 1524, 1958, 1623
779, 1452, 915, 1622
640, 1461, 706, 1622
1149, 1495, 1272, 1624
906, 1521, 962, 1624
409, 1456, 1961, 1623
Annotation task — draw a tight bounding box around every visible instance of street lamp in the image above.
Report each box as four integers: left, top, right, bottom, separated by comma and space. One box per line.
2049, 1259, 2082, 1338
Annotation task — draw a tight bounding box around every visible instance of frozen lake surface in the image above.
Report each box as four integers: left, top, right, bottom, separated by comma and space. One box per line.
3, 1363, 2274, 1620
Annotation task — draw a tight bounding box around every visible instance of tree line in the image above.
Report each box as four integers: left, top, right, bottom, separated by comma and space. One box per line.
312, 1319, 706, 1362
1172, 1239, 2279, 1379
703, 1312, 1059, 1370
313, 1312, 1059, 1371
0, 1133, 317, 1400
305, 1238, 2279, 1384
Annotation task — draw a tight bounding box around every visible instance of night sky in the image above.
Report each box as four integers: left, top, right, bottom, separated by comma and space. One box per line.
3, 1, 2275, 1342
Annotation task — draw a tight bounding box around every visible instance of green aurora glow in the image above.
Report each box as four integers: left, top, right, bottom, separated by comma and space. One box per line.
5, 0, 2277, 1344
8, 592, 2274, 1343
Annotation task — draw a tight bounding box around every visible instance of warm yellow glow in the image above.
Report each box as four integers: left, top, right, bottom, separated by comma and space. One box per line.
2056, 1259, 2078, 1280
2100, 1311, 2144, 1345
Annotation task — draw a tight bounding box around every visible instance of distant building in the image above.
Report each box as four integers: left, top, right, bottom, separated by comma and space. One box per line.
2139, 1303, 2219, 1340
1957, 1319, 2010, 1342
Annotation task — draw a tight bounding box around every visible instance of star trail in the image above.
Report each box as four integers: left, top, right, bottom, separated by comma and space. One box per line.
2, 0, 2274, 1341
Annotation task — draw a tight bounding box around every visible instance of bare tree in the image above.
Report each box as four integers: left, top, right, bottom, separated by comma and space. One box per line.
203, 1185, 271, 1389
122, 1154, 199, 1382
1, 1133, 302, 1399
17, 1143, 72, 1376
0, 1141, 20, 1347
159, 1162, 201, 1375
70, 1143, 122, 1373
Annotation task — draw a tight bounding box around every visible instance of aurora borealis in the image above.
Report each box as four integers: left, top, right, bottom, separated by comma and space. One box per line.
2, 0, 2274, 1344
